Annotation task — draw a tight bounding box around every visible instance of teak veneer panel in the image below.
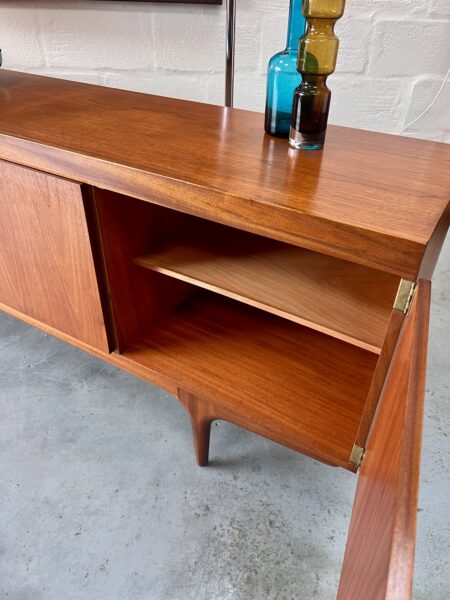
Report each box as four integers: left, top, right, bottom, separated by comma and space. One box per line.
0, 71, 449, 278
119, 292, 378, 469
338, 281, 430, 600
134, 221, 399, 353
91, 188, 193, 351
0, 160, 109, 351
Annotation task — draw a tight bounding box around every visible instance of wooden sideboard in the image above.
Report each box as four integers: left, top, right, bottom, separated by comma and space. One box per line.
1, 70, 449, 599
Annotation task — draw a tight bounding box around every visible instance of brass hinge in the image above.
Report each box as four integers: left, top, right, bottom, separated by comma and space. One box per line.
394, 279, 416, 315
350, 444, 365, 470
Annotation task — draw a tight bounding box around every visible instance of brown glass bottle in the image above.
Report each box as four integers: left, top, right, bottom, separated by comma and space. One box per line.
289, 1, 345, 150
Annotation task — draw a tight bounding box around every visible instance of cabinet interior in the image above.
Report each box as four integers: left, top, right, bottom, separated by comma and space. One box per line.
93, 189, 401, 470
134, 216, 399, 354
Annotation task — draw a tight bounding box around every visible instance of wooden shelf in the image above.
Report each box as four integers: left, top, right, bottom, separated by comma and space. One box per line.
134, 221, 400, 354
119, 292, 378, 469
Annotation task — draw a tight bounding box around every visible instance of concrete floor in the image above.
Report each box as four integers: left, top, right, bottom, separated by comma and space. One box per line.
0, 239, 448, 600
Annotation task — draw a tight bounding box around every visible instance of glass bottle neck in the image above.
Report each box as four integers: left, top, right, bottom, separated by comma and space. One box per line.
286, 0, 306, 51
300, 74, 329, 91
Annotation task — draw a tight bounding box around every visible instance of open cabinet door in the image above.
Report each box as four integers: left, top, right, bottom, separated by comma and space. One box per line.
337, 280, 431, 600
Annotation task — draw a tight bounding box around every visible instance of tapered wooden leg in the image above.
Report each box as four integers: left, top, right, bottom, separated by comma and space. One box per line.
190, 414, 212, 467
178, 389, 214, 467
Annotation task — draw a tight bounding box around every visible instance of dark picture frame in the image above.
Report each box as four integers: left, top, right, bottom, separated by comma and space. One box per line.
94, 1, 222, 4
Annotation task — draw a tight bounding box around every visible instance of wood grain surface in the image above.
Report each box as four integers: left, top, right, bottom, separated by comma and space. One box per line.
355, 308, 405, 447
0, 160, 109, 351
0, 70, 449, 278
91, 188, 192, 351
119, 291, 378, 469
337, 281, 431, 600
178, 389, 215, 467
135, 218, 399, 353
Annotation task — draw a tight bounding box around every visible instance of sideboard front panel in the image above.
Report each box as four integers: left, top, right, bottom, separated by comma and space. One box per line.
0, 161, 109, 351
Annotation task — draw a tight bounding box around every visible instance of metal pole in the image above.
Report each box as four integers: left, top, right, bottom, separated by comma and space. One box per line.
225, 0, 236, 107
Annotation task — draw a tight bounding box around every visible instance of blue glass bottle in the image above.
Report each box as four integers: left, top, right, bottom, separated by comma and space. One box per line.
264, 0, 306, 138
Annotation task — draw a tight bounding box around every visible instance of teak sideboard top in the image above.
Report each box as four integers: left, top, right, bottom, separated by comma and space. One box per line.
0, 70, 449, 279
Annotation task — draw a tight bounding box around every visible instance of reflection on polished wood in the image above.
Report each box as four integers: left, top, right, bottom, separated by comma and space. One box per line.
0, 70, 449, 277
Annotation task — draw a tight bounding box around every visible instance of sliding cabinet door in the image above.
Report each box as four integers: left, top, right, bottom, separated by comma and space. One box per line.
0, 161, 109, 351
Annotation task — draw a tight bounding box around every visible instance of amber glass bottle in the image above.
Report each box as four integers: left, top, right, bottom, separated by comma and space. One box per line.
289, 0, 345, 150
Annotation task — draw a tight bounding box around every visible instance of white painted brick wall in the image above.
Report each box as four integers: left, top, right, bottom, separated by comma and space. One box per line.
0, 0, 449, 142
